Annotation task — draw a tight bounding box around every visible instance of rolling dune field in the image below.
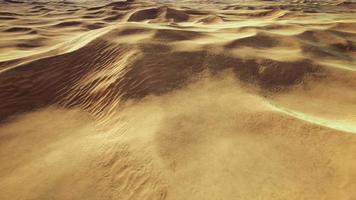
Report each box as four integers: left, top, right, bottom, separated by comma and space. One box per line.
0, 0, 356, 199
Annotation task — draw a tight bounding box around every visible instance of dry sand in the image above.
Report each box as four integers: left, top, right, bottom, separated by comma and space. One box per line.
0, 0, 356, 199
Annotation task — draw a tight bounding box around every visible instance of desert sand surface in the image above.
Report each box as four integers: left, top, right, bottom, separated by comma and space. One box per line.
0, 0, 356, 199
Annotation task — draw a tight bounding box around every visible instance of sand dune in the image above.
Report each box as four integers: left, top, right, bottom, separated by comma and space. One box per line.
0, 0, 356, 199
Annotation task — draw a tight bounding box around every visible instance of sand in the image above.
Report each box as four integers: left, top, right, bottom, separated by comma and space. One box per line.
0, 0, 356, 199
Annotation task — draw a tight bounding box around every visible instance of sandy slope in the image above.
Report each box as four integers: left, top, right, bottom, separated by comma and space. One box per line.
0, 0, 356, 199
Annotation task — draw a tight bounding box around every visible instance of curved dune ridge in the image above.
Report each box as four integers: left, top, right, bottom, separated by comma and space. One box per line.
0, 0, 356, 200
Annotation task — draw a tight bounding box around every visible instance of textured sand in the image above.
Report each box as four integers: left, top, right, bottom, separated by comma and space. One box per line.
0, 0, 356, 199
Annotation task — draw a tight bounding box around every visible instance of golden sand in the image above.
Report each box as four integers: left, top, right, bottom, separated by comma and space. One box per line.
0, 0, 355, 199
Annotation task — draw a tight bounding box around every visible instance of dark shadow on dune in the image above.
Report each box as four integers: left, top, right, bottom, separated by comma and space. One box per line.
128, 8, 161, 21
0, 11, 20, 16
3, 0, 23, 4
85, 23, 106, 30
225, 33, 279, 49
54, 21, 83, 27
207, 54, 323, 88
4, 27, 32, 32
86, 6, 105, 11
0, 39, 120, 123
152, 29, 206, 41
128, 6, 190, 22
118, 50, 207, 99
82, 15, 99, 19
0, 16, 16, 20
16, 38, 46, 49
16, 43, 41, 49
